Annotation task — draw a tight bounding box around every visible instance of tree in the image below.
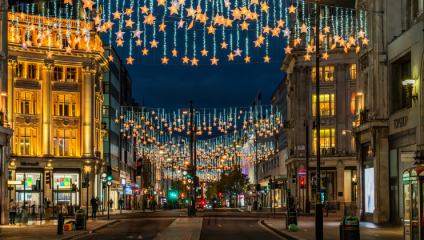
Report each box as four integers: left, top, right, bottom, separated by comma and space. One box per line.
205, 182, 218, 200
216, 167, 249, 208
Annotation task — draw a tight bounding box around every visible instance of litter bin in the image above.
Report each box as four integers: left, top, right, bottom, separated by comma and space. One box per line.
340, 215, 360, 240
286, 208, 298, 229
75, 210, 86, 230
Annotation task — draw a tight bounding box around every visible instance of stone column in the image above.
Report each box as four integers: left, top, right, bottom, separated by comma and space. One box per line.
42, 61, 54, 157
7, 58, 17, 154
336, 165, 345, 202
82, 64, 94, 158
373, 127, 390, 223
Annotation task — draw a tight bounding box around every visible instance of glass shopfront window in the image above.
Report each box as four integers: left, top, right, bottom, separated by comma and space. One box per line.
310, 170, 337, 202
15, 173, 43, 214
53, 173, 79, 206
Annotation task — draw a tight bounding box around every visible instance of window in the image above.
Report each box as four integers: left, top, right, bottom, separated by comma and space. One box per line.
66, 67, 77, 82
103, 106, 110, 118
54, 129, 77, 156
312, 94, 335, 116
313, 128, 335, 155
15, 127, 37, 156
351, 64, 357, 79
27, 64, 37, 79
53, 67, 63, 81
351, 92, 356, 115
54, 94, 77, 116
312, 66, 334, 82
15, 63, 24, 78
16, 91, 38, 114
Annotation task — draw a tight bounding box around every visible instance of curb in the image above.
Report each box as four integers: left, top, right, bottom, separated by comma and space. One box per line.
62, 220, 120, 240
258, 219, 303, 240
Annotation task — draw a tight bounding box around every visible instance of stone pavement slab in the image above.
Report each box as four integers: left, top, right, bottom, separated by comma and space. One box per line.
0, 219, 117, 240
263, 216, 403, 240
153, 217, 203, 240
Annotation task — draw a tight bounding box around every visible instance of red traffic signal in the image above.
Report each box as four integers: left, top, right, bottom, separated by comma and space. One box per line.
218, 192, 222, 196
150, 196, 153, 200
181, 193, 185, 197
300, 180, 305, 188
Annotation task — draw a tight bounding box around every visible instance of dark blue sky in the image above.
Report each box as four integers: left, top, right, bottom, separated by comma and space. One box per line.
101, 0, 288, 109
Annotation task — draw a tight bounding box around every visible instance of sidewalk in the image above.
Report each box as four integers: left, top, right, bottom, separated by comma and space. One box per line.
262, 216, 402, 240
153, 217, 202, 240
0, 219, 118, 240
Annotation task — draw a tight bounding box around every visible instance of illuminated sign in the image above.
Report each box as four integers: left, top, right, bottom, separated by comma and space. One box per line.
61, 178, 69, 186
7, 180, 23, 185
298, 169, 306, 178
25, 178, 32, 187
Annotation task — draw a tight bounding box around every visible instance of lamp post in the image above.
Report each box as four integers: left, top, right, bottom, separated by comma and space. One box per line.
303, 120, 310, 213
83, 164, 91, 230
402, 79, 417, 108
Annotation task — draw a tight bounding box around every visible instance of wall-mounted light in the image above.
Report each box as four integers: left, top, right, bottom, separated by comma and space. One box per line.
403, 79, 418, 107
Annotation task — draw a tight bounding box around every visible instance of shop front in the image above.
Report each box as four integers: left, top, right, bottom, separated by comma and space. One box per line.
15, 171, 44, 215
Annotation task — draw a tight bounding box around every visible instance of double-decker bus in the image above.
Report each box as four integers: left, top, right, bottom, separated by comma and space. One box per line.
195, 185, 205, 211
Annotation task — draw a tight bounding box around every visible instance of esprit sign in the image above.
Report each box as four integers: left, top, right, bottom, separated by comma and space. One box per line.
394, 116, 408, 129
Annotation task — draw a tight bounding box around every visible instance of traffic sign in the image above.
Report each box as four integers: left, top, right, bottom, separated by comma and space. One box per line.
298, 169, 307, 178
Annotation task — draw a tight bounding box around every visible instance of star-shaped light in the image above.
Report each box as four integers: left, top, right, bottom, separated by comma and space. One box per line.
277, 19, 285, 28
116, 39, 124, 47
306, 45, 314, 53
207, 25, 216, 34
82, 0, 95, 10
125, 18, 135, 28
66, 45, 72, 54
52, 22, 58, 29
330, 43, 336, 50
228, 52, 234, 61
161, 56, 169, 64
300, 24, 308, 33
115, 30, 125, 41
127, 56, 134, 65
257, 34, 265, 44
362, 37, 369, 45
172, 48, 177, 57
288, 4, 296, 13
157, 0, 166, 6
349, 37, 356, 46
241, 21, 250, 30
254, 40, 261, 47
221, 41, 228, 49
339, 38, 346, 46
240, 6, 248, 15
136, 39, 142, 46
224, 18, 233, 27
224, 0, 231, 8
213, 13, 221, 25
142, 48, 149, 55
179, 0, 186, 5
26, 39, 33, 47
304, 53, 311, 61
113, 10, 121, 19
191, 57, 198, 66
143, 13, 156, 25
141, 5, 150, 14
356, 46, 361, 53
182, 56, 189, 63
319, 33, 325, 42
96, 25, 102, 32
199, 13, 208, 24
133, 29, 143, 38
261, 2, 269, 13
245, 10, 253, 20
231, 8, 242, 20
201, 49, 208, 56
234, 48, 243, 56
244, 56, 250, 63
284, 45, 292, 54
322, 52, 329, 60
250, 0, 258, 4
334, 34, 340, 43
252, 12, 259, 20
108, 55, 114, 61
125, 8, 134, 16
105, 20, 114, 29
177, 19, 185, 28
22, 41, 28, 50
294, 37, 301, 46
64, 0, 73, 5
186, 6, 197, 17
47, 51, 53, 59
264, 55, 270, 63
283, 28, 291, 37
324, 25, 331, 33
211, 57, 218, 65
262, 25, 271, 34
358, 29, 365, 38
86, 46, 92, 53
271, 27, 280, 37
29, 23, 36, 31
168, 4, 179, 15
159, 22, 166, 31
150, 39, 158, 48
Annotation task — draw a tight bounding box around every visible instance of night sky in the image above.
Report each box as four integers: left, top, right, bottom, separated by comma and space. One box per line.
100, 0, 289, 110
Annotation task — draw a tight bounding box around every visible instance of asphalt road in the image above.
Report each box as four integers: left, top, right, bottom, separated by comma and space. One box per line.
77, 218, 175, 240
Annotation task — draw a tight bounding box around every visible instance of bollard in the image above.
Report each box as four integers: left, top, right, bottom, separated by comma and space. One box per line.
57, 213, 64, 235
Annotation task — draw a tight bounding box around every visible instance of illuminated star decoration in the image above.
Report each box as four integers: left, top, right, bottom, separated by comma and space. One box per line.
22, 41, 28, 50
221, 41, 228, 49
262, 25, 271, 34
283, 28, 291, 38
182, 56, 189, 64
127, 56, 134, 65
82, 0, 95, 10
362, 37, 369, 45
162, 56, 169, 64
66, 45, 72, 54
172, 48, 178, 57
64, 0, 73, 5
257, 34, 265, 44
356, 46, 361, 53
142, 48, 149, 55
178, 19, 185, 28
150, 39, 159, 48
191, 57, 198, 66
264, 55, 270, 63
133, 29, 143, 38
116, 39, 124, 47
168, 2, 180, 15
186, 6, 197, 17
304, 53, 311, 61
288, 4, 296, 13
284, 45, 292, 54
108, 55, 114, 61
324, 25, 331, 33
93, 15, 102, 25
224, 0, 231, 8
157, 0, 166, 6
113, 10, 121, 19
260, 1, 269, 13
140, 5, 149, 14
115, 29, 125, 40
136, 39, 142, 46
125, 8, 134, 16
125, 19, 135, 28
277, 19, 285, 28
271, 27, 280, 37
244, 56, 250, 63
143, 14, 156, 25
201, 49, 208, 56
207, 25, 216, 34
211, 57, 219, 65
358, 29, 365, 38
322, 52, 329, 60
250, 0, 259, 5
241, 21, 250, 30
231, 8, 242, 20
254, 40, 261, 47
159, 22, 166, 32
300, 24, 308, 33
234, 48, 243, 56
47, 51, 53, 59
228, 52, 234, 61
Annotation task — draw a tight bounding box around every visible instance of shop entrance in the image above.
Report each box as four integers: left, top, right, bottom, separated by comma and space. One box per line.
15, 190, 43, 215
402, 166, 424, 240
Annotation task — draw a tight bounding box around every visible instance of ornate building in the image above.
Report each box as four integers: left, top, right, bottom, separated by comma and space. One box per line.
6, 8, 108, 217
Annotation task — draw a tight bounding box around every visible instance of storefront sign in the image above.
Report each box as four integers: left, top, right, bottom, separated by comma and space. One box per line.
134, 184, 140, 187
21, 162, 39, 166
7, 180, 23, 185
394, 116, 408, 129
401, 152, 415, 162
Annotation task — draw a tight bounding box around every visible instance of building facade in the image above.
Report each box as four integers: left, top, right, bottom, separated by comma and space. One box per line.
353, 0, 423, 224
6, 9, 108, 218
281, 0, 358, 212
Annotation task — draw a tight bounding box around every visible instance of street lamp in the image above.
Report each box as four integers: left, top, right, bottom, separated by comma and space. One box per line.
83, 165, 91, 226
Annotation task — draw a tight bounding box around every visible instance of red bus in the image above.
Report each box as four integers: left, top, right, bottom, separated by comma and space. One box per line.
196, 186, 205, 211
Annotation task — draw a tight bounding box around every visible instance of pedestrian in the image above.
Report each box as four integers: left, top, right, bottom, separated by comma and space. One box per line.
119, 198, 124, 210
96, 197, 100, 213
90, 196, 98, 220
131, 198, 135, 212
43, 198, 51, 222
109, 199, 113, 210
9, 199, 17, 225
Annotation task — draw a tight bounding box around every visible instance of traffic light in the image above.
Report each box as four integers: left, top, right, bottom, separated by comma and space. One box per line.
300, 180, 305, 188
46, 172, 51, 185
218, 192, 222, 197
106, 166, 113, 184
274, 181, 279, 189
181, 192, 185, 198
150, 196, 153, 200
292, 174, 296, 184
233, 192, 236, 195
